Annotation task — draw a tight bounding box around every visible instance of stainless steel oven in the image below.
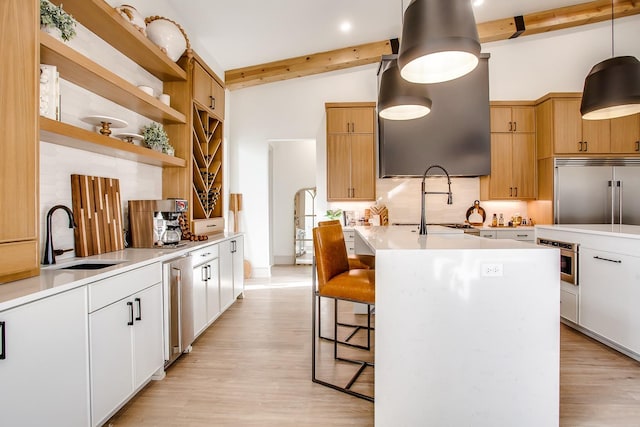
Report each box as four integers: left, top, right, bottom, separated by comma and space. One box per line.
537, 238, 579, 285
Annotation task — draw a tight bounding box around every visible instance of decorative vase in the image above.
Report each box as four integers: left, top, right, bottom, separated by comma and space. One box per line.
164, 147, 175, 156
115, 4, 146, 35
145, 16, 189, 62
40, 24, 62, 41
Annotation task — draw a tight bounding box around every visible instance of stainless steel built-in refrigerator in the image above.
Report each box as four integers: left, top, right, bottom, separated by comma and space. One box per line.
555, 158, 640, 225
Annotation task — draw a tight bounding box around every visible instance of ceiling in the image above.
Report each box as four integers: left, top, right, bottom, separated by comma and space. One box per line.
160, 0, 588, 71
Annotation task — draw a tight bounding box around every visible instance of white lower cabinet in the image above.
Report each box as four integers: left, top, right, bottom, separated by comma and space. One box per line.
580, 247, 640, 354
192, 244, 220, 338
89, 264, 164, 427
560, 281, 578, 323
0, 287, 90, 426
220, 236, 245, 308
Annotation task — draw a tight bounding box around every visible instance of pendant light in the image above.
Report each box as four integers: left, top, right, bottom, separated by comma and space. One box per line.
378, 57, 432, 120
398, 0, 481, 84
580, 0, 640, 120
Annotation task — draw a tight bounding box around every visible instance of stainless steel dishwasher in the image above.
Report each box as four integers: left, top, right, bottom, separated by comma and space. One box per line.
163, 255, 194, 367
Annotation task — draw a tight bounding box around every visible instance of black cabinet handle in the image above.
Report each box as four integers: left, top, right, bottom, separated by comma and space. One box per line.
583, 141, 588, 151
207, 264, 212, 280
135, 298, 142, 321
209, 95, 216, 110
635, 141, 639, 152
509, 187, 513, 197
578, 141, 583, 151
231, 240, 237, 253
594, 255, 622, 264
201, 265, 207, 281
508, 121, 513, 132
513, 121, 517, 132
514, 187, 518, 197
0, 321, 5, 360
127, 301, 134, 326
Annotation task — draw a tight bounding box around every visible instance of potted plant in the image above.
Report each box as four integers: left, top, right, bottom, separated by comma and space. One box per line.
142, 122, 170, 152
40, 0, 77, 42
325, 209, 343, 221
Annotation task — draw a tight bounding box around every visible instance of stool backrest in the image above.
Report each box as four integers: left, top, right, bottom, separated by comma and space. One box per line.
318, 219, 341, 227
313, 224, 350, 289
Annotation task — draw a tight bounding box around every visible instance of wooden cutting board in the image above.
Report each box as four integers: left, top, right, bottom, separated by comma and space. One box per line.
70, 174, 124, 257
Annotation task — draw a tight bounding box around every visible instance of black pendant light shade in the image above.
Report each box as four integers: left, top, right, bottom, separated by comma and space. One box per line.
398, 0, 480, 84
378, 58, 432, 120
580, 56, 640, 120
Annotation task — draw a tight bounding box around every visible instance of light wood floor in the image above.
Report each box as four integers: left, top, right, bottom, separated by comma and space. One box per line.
108, 265, 640, 426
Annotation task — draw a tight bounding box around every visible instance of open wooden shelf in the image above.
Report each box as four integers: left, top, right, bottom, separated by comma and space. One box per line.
40, 33, 186, 125
40, 117, 186, 168
49, 0, 186, 81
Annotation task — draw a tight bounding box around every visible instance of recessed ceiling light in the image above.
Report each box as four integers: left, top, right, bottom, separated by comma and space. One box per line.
472, 0, 484, 6
340, 21, 352, 33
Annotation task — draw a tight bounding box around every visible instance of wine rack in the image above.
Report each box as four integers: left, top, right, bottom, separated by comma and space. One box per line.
192, 101, 223, 219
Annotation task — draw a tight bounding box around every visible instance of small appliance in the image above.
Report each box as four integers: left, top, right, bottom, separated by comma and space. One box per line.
128, 199, 188, 248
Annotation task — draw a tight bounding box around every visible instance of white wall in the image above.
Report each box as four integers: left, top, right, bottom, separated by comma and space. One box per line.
228, 16, 640, 276
270, 139, 316, 264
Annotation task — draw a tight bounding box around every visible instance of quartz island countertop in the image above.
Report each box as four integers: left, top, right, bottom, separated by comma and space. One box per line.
354, 225, 541, 251
353, 226, 560, 427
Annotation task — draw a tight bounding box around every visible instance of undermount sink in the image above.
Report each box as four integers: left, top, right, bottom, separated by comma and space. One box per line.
58, 262, 123, 270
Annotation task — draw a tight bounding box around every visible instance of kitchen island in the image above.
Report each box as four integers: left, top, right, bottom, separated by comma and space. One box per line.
354, 226, 560, 427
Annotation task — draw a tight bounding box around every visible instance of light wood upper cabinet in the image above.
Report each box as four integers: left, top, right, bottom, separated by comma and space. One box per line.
193, 61, 225, 121
548, 97, 610, 154
482, 103, 536, 200
0, 0, 39, 282
611, 114, 640, 154
490, 106, 535, 133
326, 103, 376, 201
326, 106, 375, 134
164, 53, 225, 232
486, 133, 536, 199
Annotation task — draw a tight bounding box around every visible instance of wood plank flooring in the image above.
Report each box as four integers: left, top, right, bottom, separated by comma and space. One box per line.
108, 266, 640, 426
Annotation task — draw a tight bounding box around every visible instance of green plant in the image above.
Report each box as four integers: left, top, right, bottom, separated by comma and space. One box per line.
142, 122, 170, 151
40, 0, 77, 42
325, 209, 342, 220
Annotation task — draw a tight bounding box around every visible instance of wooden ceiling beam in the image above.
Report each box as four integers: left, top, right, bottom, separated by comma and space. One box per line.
225, 0, 640, 90
225, 40, 393, 90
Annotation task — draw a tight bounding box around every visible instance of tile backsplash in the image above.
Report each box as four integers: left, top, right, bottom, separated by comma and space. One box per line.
40, 142, 162, 262
328, 177, 530, 226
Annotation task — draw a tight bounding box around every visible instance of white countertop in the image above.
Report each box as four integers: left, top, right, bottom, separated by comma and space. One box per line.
355, 225, 542, 251
0, 233, 242, 311
536, 224, 640, 239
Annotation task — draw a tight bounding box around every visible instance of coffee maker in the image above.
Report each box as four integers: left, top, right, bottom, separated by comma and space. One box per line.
128, 199, 188, 248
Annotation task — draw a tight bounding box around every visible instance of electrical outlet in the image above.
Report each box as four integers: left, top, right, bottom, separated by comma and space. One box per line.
481, 263, 503, 277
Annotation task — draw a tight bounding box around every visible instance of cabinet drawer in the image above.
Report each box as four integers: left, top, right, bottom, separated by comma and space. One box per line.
480, 230, 496, 239
343, 230, 355, 242
88, 263, 162, 313
193, 218, 224, 235
191, 243, 219, 265
498, 230, 535, 241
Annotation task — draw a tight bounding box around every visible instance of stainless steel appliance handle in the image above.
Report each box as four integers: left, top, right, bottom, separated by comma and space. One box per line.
617, 180, 622, 225
175, 267, 182, 346
0, 321, 5, 360
607, 180, 614, 224
127, 301, 134, 326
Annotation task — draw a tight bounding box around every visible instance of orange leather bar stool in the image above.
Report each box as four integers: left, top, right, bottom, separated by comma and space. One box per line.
316, 220, 375, 349
312, 224, 375, 402
318, 220, 375, 270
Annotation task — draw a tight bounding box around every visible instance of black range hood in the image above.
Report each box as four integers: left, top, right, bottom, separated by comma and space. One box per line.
378, 53, 491, 177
